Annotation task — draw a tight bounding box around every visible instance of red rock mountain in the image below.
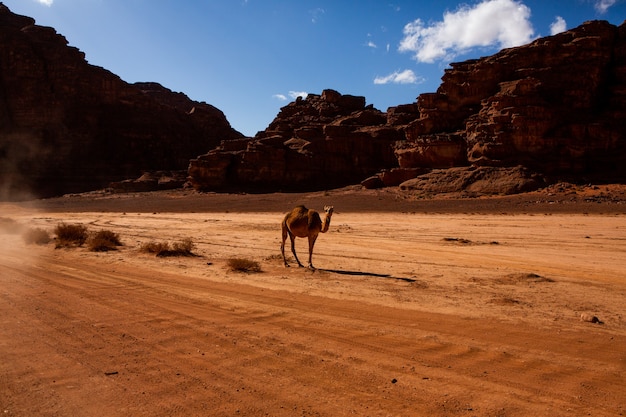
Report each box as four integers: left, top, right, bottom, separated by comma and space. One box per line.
2, 2, 625, 198
398, 19, 626, 188
0, 4, 242, 198
189, 19, 626, 194
189, 89, 412, 191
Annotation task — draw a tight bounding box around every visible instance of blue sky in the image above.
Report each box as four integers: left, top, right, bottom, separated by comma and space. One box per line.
4, 0, 625, 136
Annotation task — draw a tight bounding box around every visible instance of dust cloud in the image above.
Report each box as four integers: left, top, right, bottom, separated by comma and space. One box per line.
0, 131, 52, 202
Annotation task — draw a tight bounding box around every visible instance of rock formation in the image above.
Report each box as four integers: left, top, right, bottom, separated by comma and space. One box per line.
190, 19, 626, 194
0, 4, 242, 198
2, 1, 625, 198
399, 165, 546, 196
188, 89, 405, 191
395, 19, 626, 191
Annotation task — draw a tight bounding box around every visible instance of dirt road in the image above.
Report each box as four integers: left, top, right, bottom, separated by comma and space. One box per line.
1, 196, 625, 416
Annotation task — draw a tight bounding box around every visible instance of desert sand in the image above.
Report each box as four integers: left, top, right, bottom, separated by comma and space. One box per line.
1, 186, 625, 416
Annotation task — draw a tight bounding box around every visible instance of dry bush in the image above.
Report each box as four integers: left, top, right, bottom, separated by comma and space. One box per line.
140, 238, 195, 257
88, 230, 122, 252
172, 238, 194, 254
22, 227, 52, 245
264, 254, 284, 263
55, 223, 88, 247
140, 241, 170, 255
227, 258, 261, 273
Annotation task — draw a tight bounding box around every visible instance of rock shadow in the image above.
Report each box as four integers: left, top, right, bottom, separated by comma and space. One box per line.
319, 268, 416, 283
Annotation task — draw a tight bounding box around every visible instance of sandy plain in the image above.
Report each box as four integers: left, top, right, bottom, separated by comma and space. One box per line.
1, 185, 625, 416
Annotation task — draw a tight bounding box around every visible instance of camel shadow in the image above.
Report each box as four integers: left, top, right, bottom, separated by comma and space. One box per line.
319, 268, 416, 283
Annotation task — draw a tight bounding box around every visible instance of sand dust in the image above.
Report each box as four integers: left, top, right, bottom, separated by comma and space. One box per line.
1, 189, 625, 416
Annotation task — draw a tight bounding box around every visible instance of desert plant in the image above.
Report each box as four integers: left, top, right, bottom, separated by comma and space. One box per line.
227, 257, 261, 273
140, 238, 195, 257
88, 230, 122, 252
172, 238, 194, 254
55, 223, 88, 247
22, 227, 51, 245
140, 241, 170, 255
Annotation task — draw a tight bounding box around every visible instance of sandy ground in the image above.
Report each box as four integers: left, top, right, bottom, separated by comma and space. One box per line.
1, 186, 625, 416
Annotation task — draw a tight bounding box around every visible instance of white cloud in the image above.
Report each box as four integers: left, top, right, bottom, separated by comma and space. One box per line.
289, 91, 308, 99
594, 0, 617, 13
35, 0, 53, 5
374, 69, 423, 85
399, 0, 535, 63
550, 16, 567, 35
273, 91, 308, 101
309, 8, 325, 23
367, 41, 377, 49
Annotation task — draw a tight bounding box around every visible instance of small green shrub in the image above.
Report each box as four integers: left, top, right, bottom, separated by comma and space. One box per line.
88, 230, 122, 252
55, 223, 88, 247
227, 258, 261, 273
22, 227, 51, 245
140, 238, 195, 257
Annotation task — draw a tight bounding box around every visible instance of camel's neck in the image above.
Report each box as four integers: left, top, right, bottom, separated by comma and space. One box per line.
321, 213, 332, 233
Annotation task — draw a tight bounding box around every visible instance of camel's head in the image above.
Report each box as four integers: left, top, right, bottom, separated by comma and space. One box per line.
323, 206, 334, 217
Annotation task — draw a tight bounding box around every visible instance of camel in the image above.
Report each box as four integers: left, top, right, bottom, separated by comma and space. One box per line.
281, 205, 334, 269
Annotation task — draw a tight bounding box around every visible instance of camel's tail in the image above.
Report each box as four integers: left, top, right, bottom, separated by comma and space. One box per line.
281, 217, 289, 242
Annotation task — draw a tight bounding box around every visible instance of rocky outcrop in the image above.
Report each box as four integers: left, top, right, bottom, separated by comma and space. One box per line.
107, 170, 188, 193
0, 5, 242, 199
191, 20, 626, 195
188, 89, 404, 191
399, 166, 546, 196
400, 19, 626, 182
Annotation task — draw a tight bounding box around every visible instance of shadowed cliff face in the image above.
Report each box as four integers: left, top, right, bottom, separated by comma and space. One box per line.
0, 4, 242, 200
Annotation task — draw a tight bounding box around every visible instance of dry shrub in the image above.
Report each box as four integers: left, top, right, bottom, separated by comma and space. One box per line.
88, 230, 122, 252
140, 238, 195, 257
227, 258, 261, 273
264, 254, 284, 263
141, 241, 170, 255
22, 227, 52, 245
172, 238, 194, 254
55, 223, 88, 247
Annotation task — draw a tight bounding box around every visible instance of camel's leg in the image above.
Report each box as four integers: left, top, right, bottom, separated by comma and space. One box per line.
280, 222, 289, 267
307, 235, 318, 269
290, 233, 304, 267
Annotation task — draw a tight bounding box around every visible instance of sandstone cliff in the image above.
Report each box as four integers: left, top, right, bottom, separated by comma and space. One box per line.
400, 19, 626, 181
189, 20, 626, 195
188, 89, 409, 191
0, 4, 242, 198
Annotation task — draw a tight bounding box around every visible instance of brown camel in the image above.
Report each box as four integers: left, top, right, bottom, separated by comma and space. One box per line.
281, 205, 334, 269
